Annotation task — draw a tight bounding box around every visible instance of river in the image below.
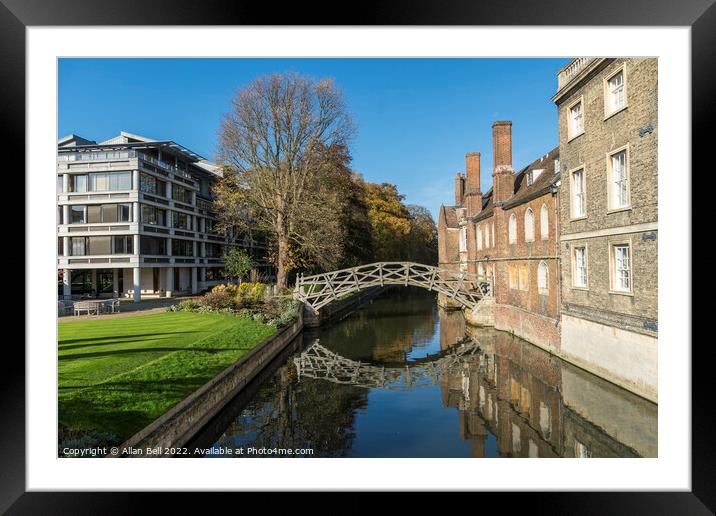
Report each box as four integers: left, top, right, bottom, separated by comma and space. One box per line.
187, 287, 657, 458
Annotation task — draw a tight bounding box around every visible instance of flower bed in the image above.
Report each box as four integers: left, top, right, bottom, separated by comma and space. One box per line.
169, 282, 301, 329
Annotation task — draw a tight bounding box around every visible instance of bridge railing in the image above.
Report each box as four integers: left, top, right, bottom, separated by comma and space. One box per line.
293, 262, 492, 312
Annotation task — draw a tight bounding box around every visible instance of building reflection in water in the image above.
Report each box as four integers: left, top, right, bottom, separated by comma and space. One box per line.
194, 289, 656, 458
439, 306, 657, 458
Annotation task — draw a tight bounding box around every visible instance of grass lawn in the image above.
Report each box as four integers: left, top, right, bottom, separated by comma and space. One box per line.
58, 311, 276, 442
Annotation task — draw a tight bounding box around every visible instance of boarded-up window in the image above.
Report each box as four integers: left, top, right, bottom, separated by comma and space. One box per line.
540, 204, 549, 239
525, 208, 535, 242
538, 260, 549, 294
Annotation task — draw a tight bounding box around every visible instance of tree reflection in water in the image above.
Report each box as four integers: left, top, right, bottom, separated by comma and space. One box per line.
196, 288, 657, 458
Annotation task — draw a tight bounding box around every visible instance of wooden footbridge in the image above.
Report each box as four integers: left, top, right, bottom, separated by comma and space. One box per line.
293, 341, 485, 391
293, 262, 492, 314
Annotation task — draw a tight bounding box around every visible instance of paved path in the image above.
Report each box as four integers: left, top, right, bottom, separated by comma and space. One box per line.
59, 296, 200, 322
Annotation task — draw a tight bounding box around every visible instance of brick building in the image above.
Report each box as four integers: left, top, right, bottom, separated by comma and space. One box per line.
438, 121, 561, 351
552, 58, 658, 402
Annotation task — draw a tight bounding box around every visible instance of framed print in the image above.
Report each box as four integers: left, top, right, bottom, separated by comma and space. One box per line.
3, 0, 712, 512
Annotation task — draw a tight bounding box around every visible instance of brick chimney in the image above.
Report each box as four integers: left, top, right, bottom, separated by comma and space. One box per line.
454, 172, 465, 206
492, 121, 515, 203
464, 152, 483, 217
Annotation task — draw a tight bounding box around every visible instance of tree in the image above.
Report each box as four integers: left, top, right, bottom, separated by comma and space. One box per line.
223, 247, 255, 284
406, 204, 438, 265
215, 72, 355, 288
364, 182, 412, 261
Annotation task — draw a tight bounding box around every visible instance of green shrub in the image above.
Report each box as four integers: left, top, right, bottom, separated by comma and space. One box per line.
169, 299, 202, 312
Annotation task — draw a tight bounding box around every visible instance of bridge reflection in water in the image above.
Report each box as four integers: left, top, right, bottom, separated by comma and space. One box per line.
190, 288, 657, 458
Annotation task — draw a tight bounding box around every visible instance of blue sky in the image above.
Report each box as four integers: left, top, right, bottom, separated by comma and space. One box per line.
59, 58, 568, 219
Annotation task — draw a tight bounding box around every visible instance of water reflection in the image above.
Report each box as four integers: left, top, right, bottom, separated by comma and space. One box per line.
189, 288, 657, 458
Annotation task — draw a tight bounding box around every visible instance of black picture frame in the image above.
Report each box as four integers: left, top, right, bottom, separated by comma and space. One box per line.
3, 0, 709, 512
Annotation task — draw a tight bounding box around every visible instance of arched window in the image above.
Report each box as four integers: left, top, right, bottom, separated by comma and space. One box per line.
540, 204, 549, 240
484, 224, 489, 249
525, 208, 535, 242
538, 260, 549, 294
508, 214, 517, 244
476, 224, 482, 250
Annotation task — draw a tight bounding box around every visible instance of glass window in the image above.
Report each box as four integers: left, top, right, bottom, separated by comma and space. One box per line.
173, 184, 193, 204
142, 205, 166, 226
70, 237, 86, 256
476, 224, 482, 250
459, 227, 467, 253
570, 100, 583, 136
70, 205, 86, 224
57, 175, 64, 193
613, 244, 631, 292
172, 211, 192, 230
140, 236, 167, 255
484, 224, 489, 248
610, 150, 629, 209
571, 169, 585, 218
118, 203, 131, 222
172, 239, 194, 257
140, 173, 166, 196
573, 246, 587, 288
113, 235, 133, 254
608, 70, 625, 113
72, 175, 87, 193
88, 172, 132, 192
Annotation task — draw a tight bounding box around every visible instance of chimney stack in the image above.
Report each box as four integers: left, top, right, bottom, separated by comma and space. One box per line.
454, 173, 465, 206
492, 121, 515, 203
492, 121, 513, 169
464, 152, 482, 217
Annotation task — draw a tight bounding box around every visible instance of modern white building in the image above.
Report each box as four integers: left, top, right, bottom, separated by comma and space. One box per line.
57, 131, 272, 302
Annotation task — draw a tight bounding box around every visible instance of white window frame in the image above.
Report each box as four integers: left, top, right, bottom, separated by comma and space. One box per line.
607, 145, 631, 212
508, 213, 517, 244
609, 240, 633, 295
572, 244, 588, 289
476, 224, 482, 250
483, 224, 489, 249
567, 95, 585, 141
603, 64, 628, 119
524, 208, 535, 242
570, 166, 587, 220
540, 203, 549, 240
491, 222, 495, 248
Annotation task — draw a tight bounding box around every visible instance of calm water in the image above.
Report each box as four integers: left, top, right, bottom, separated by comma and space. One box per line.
188, 288, 657, 458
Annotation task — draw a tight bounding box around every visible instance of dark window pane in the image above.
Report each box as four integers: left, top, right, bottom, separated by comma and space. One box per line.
118, 204, 131, 222
71, 205, 86, 224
